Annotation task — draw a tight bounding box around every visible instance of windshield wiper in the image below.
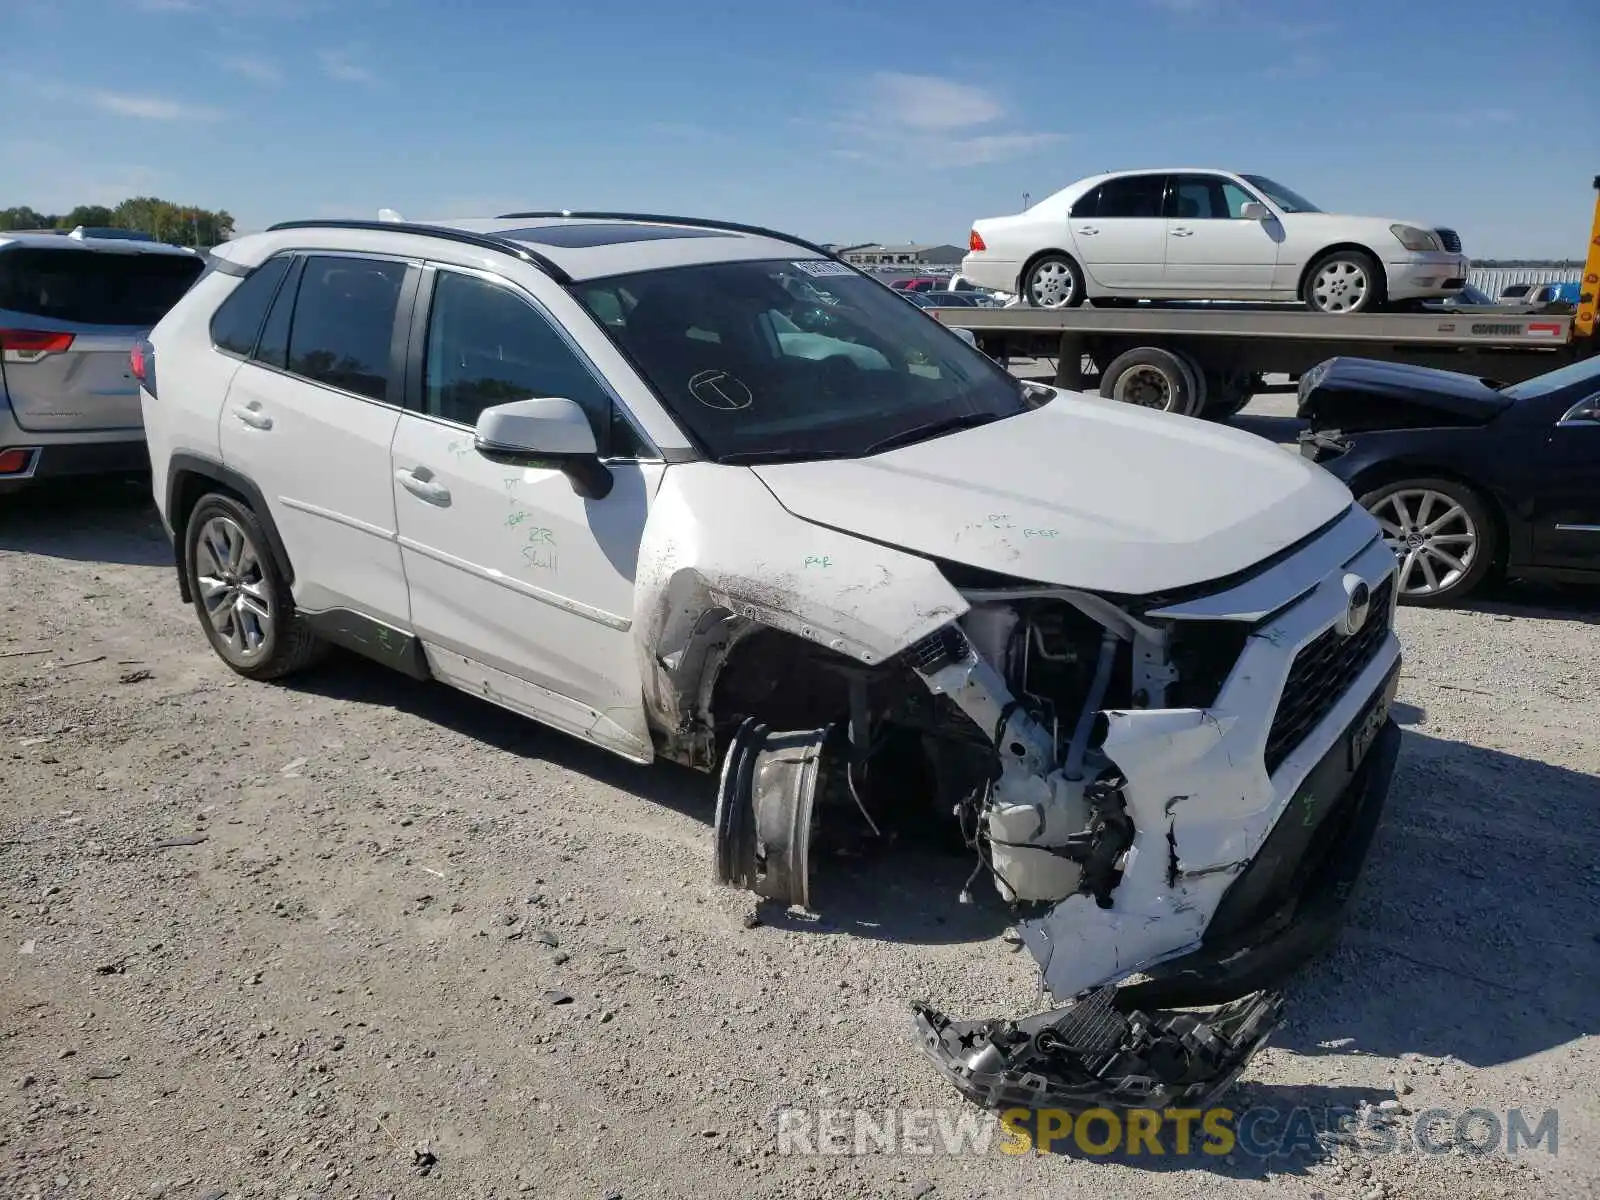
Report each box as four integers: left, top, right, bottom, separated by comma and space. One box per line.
861, 412, 999, 456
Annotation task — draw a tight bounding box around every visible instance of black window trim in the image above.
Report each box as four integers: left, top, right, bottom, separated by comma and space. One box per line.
1087, 171, 1172, 221
405, 261, 664, 464
234, 249, 421, 412
208, 250, 297, 362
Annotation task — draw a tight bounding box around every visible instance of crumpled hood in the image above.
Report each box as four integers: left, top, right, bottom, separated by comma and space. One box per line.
749, 395, 1353, 596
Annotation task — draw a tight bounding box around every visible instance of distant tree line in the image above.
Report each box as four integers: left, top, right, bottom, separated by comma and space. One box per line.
1473, 259, 1582, 268
0, 197, 235, 245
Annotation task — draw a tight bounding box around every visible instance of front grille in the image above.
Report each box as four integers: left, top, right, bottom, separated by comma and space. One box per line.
1264, 577, 1393, 774
1435, 228, 1462, 253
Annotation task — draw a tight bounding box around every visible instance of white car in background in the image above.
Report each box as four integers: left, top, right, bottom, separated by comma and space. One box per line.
961, 169, 1469, 314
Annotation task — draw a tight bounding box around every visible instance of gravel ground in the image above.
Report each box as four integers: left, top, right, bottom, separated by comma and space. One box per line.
2, 394, 1597, 1200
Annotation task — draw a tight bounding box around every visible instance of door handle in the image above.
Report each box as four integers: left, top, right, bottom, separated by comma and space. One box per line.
232, 404, 273, 430
395, 467, 451, 507
1170, 227, 1195, 237
1076, 226, 1099, 236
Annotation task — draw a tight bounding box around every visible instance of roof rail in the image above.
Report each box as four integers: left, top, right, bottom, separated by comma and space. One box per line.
494, 211, 842, 262
263, 218, 572, 283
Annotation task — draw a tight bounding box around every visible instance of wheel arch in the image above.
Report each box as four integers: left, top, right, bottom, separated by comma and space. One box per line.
1016, 247, 1081, 297
166, 452, 295, 604
1297, 242, 1390, 302
1346, 459, 1511, 571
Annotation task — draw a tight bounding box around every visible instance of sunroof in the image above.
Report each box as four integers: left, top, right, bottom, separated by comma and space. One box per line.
499, 222, 736, 248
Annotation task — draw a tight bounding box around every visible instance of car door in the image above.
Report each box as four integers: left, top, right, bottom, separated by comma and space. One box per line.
217, 252, 414, 627
1529, 388, 1600, 569
1161, 173, 1281, 296
1068, 173, 1169, 291
389, 263, 663, 761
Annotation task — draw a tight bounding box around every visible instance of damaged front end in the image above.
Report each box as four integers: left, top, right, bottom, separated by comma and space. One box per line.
707, 504, 1403, 1114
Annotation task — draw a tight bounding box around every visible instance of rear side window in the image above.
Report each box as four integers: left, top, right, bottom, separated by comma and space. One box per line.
0, 248, 205, 326
209, 256, 292, 357
284, 256, 407, 402
1095, 175, 1168, 218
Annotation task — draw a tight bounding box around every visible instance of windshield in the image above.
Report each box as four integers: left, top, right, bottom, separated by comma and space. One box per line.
1502, 355, 1600, 401
574, 258, 1032, 462
1241, 175, 1323, 214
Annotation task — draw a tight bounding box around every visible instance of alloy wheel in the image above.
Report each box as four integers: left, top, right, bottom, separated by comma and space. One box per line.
1370, 488, 1478, 597
1311, 260, 1370, 313
194, 515, 275, 663
1029, 260, 1076, 307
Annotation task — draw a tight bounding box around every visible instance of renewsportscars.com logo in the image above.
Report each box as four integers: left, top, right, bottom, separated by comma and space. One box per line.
773, 1105, 1562, 1159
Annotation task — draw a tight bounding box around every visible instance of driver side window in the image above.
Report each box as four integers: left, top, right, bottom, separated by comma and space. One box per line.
422, 270, 644, 457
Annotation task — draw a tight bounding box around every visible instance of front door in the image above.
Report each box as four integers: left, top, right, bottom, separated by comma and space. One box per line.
390, 265, 661, 760
1531, 390, 1600, 569
1069, 173, 1169, 291
1161, 173, 1281, 295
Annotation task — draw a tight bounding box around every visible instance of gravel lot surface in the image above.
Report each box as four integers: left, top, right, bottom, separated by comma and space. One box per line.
2, 394, 1597, 1200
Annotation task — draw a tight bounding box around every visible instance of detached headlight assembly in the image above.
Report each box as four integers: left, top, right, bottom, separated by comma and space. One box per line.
1390, 224, 1442, 252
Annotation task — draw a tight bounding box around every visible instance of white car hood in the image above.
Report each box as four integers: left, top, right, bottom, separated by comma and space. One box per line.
748, 395, 1354, 596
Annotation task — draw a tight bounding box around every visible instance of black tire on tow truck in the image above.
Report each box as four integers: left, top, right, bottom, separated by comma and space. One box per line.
1097, 346, 1204, 416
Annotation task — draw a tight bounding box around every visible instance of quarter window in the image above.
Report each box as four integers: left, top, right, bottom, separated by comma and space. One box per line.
284, 255, 406, 402
210, 255, 290, 357
422, 270, 641, 457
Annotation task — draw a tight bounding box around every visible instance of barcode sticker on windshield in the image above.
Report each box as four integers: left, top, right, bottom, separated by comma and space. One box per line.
792, 260, 854, 277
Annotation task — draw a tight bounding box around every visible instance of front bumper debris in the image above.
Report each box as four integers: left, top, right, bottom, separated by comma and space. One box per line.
913, 985, 1284, 1113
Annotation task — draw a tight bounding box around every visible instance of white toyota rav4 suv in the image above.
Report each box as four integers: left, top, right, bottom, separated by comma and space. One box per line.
140, 212, 1403, 1110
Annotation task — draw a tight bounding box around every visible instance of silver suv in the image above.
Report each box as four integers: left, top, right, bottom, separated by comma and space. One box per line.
0, 229, 205, 491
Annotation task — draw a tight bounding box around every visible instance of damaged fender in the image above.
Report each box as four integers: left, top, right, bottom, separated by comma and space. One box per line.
633, 463, 968, 758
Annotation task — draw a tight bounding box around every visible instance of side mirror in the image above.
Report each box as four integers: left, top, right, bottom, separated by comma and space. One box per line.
474, 396, 612, 499
1240, 201, 1271, 221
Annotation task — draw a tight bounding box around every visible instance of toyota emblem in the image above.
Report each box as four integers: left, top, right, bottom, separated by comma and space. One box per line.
1338, 574, 1372, 637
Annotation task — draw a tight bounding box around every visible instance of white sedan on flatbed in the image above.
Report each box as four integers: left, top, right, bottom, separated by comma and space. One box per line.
961, 168, 1469, 314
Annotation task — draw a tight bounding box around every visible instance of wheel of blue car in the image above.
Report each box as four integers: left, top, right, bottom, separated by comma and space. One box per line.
1358, 478, 1498, 606
1021, 253, 1086, 309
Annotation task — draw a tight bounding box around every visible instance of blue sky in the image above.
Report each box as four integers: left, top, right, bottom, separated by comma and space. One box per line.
5, 0, 1597, 257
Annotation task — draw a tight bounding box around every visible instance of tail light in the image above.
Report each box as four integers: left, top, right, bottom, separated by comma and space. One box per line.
0, 329, 75, 363
131, 337, 157, 399
968, 229, 987, 252
0, 447, 37, 476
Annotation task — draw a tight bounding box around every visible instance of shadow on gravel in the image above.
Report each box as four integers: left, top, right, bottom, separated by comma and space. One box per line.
285, 650, 1013, 945
1459, 576, 1600, 624
1025, 1081, 1394, 1180
1276, 728, 1600, 1069
0, 474, 170, 568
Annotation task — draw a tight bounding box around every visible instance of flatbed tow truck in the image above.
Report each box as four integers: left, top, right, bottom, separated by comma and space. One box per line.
931, 176, 1600, 419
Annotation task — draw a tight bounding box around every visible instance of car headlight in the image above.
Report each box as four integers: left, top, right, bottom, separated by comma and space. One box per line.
1390, 224, 1442, 252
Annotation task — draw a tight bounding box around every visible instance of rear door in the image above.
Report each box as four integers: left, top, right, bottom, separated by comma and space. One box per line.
1068, 174, 1168, 290
218, 252, 414, 627
0, 244, 204, 432
1530, 390, 1600, 569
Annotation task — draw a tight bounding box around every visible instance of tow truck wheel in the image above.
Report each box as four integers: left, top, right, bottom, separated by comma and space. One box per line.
1098, 347, 1202, 416
1021, 253, 1086, 309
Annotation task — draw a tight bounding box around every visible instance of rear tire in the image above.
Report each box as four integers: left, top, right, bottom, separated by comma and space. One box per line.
1303, 249, 1386, 314
1098, 347, 1202, 416
1021, 253, 1086, 309
1357, 477, 1498, 606
183, 492, 325, 680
